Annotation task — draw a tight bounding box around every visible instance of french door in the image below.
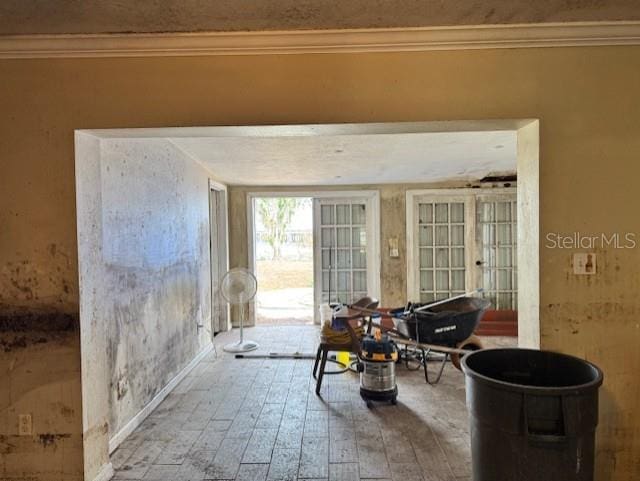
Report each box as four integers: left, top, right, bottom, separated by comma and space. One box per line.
475, 193, 518, 310
407, 189, 516, 309
313, 195, 380, 320
409, 193, 474, 303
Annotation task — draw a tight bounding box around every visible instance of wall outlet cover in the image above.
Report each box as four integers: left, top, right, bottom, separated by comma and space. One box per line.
573, 253, 596, 275
388, 237, 400, 258
18, 414, 32, 436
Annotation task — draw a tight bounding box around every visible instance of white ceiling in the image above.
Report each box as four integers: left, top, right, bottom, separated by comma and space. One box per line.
88, 121, 519, 186
170, 131, 516, 186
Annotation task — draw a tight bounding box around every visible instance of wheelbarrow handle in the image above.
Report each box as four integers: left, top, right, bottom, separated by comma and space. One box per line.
412, 288, 484, 313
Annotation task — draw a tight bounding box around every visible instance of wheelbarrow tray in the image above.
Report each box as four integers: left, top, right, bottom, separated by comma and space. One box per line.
391, 297, 490, 346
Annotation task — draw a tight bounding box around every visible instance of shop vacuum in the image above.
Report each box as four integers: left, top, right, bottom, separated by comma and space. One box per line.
357, 329, 398, 407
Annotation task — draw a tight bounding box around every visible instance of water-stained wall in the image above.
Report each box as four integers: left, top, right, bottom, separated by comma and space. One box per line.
1, 45, 640, 480
0, 313, 82, 481
75, 135, 213, 479
0, 52, 84, 479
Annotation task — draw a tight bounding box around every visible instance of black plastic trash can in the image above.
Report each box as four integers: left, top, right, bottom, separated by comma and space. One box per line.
461, 348, 603, 481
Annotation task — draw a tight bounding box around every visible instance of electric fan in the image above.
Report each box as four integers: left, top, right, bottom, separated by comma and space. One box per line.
221, 267, 259, 353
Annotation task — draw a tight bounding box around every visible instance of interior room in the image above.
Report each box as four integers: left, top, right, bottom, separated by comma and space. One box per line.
73, 121, 533, 481
1, 3, 640, 481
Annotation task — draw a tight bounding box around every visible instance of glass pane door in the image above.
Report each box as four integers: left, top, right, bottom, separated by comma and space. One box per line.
417, 200, 467, 302
316, 200, 368, 304
477, 197, 517, 309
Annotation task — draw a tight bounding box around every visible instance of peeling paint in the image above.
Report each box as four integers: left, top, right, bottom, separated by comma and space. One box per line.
38, 433, 71, 447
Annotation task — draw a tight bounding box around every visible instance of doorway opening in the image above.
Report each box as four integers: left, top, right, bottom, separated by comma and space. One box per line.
248, 191, 382, 326
74, 120, 539, 481
253, 196, 314, 325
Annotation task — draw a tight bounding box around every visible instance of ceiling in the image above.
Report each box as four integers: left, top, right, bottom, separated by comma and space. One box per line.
170, 130, 516, 186
1, 0, 638, 35
87, 121, 521, 186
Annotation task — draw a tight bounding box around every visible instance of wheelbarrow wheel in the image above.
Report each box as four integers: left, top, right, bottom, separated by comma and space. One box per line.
451, 335, 483, 371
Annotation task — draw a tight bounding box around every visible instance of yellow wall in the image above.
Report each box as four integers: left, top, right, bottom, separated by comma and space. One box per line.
1, 46, 639, 480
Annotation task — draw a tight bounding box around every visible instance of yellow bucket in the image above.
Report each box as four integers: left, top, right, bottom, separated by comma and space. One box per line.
337, 351, 350, 367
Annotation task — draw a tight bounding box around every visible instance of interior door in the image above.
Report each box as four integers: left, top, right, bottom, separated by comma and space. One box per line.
313, 196, 379, 319
409, 194, 474, 302
475, 194, 518, 310
210, 186, 229, 334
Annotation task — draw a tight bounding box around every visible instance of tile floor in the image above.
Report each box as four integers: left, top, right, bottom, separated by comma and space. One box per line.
111, 325, 515, 481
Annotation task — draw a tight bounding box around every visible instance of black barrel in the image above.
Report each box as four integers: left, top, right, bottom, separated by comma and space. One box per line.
461, 348, 603, 481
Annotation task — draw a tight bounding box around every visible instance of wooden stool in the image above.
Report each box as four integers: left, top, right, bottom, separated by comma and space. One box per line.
312, 341, 356, 395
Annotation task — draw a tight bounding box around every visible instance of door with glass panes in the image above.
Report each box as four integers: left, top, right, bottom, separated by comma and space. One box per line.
475, 194, 518, 310
409, 193, 474, 302
408, 190, 517, 311
313, 196, 379, 319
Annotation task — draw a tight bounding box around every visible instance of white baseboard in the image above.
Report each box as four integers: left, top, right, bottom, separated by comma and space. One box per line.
92, 462, 114, 481
108, 342, 213, 453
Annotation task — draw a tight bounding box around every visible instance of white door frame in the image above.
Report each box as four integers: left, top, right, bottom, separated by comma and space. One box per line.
405, 187, 516, 302
473, 189, 519, 310
312, 194, 381, 322
209, 179, 231, 334
247, 190, 381, 325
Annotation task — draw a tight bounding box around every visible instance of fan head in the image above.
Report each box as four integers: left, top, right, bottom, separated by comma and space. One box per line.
221, 267, 258, 304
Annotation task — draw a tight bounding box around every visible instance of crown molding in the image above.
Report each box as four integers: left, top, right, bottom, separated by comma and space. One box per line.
1, 21, 640, 59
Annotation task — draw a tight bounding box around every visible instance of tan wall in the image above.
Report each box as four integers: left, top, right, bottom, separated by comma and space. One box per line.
1, 46, 639, 480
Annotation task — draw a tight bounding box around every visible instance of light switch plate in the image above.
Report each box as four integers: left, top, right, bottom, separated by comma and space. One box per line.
388, 237, 400, 258
573, 253, 596, 275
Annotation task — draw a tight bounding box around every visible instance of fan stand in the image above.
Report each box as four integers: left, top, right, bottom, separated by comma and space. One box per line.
224, 303, 258, 353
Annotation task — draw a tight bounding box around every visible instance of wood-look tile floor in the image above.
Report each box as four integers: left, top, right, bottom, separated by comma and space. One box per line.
111, 325, 515, 481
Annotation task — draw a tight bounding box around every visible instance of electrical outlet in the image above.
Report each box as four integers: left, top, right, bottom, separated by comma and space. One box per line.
18, 414, 32, 436
573, 253, 597, 275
